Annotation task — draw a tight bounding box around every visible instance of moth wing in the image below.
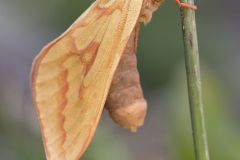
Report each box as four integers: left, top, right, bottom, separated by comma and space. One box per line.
31, 0, 143, 159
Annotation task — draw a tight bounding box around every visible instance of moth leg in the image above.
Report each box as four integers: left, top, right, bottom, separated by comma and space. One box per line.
175, 0, 197, 10
139, 0, 164, 24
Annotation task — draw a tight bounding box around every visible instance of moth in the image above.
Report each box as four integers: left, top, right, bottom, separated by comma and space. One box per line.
31, 0, 196, 159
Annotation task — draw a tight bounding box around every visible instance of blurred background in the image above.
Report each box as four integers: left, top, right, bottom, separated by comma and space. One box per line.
0, 0, 240, 159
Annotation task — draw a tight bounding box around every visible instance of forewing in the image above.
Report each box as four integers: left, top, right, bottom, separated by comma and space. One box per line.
31, 0, 143, 159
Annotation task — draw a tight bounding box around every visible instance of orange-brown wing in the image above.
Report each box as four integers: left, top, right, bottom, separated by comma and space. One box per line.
31, 0, 143, 159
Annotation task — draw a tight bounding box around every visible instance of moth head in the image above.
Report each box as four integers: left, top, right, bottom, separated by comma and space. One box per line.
139, 0, 164, 24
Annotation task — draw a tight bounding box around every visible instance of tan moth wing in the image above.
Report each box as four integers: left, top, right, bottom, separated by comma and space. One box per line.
31, 0, 143, 159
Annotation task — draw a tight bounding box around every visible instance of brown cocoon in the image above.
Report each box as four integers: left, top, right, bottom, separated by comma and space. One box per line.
105, 24, 147, 132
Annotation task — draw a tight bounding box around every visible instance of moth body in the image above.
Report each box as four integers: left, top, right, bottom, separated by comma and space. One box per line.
105, 0, 164, 131
105, 24, 147, 132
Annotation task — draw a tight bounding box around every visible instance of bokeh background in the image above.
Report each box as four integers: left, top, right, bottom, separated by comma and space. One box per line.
0, 0, 240, 160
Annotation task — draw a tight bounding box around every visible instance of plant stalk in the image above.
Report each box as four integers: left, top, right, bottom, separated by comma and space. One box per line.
179, 1, 210, 160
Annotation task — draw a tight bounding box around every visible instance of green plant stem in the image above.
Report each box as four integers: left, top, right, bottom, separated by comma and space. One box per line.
179, 1, 210, 160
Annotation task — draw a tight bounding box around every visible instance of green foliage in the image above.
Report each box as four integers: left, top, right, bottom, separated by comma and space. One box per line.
0, 110, 44, 160
83, 128, 132, 160
167, 66, 240, 160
